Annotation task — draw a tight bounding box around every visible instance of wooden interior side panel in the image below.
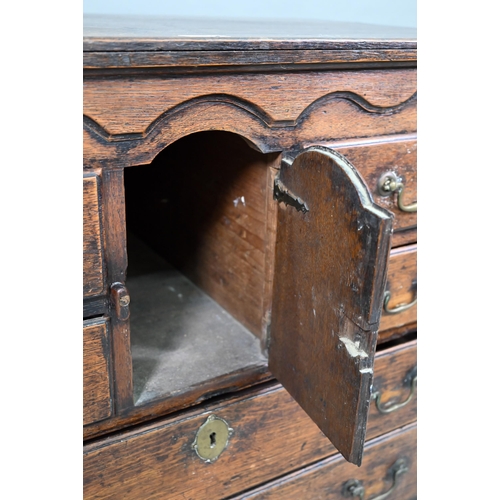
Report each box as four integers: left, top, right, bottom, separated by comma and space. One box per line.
124, 133, 279, 339
83, 175, 105, 298
270, 147, 393, 465
84, 318, 112, 425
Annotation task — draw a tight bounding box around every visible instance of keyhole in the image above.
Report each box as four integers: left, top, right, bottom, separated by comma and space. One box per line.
209, 432, 217, 448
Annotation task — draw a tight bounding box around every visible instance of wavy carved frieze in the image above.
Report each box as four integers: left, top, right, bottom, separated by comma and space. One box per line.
83, 89, 416, 168
83, 69, 416, 135
84, 91, 416, 142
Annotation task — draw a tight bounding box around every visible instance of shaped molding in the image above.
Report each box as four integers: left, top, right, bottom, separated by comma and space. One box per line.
84, 91, 416, 143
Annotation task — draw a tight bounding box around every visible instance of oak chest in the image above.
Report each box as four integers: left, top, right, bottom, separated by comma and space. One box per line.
83, 15, 417, 499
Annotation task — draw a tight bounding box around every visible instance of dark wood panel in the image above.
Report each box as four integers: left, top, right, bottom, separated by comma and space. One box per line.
236, 423, 417, 499
295, 95, 416, 149
84, 49, 416, 71
84, 340, 416, 499
270, 147, 393, 465
378, 322, 417, 344
391, 227, 416, 248
83, 318, 112, 425
368, 339, 417, 437
83, 295, 107, 319
100, 169, 134, 411
327, 136, 417, 245
83, 175, 104, 298
380, 244, 417, 332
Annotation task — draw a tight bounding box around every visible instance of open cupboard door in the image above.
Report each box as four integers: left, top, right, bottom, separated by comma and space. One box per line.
269, 147, 393, 465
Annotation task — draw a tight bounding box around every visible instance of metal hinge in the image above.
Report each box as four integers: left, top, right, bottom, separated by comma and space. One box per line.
273, 177, 309, 213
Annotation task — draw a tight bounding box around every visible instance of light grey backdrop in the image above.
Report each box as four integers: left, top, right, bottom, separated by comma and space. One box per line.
83, 0, 416, 28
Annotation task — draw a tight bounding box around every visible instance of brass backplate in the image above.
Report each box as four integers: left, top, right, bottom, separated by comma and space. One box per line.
192, 414, 233, 463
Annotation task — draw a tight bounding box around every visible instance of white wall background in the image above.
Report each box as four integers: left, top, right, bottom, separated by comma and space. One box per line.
83, 0, 416, 28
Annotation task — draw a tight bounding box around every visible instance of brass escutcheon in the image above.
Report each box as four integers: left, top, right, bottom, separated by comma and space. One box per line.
192, 414, 233, 463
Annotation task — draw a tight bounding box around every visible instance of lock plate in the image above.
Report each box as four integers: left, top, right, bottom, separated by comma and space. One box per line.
192, 414, 233, 463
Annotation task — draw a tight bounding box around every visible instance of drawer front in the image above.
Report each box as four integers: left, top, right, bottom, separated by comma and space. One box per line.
237, 423, 417, 499
336, 138, 417, 248
84, 341, 416, 499
83, 174, 105, 298
380, 244, 417, 335
83, 318, 112, 426
369, 340, 417, 437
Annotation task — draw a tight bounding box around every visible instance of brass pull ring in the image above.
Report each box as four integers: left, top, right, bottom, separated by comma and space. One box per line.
342, 458, 409, 500
372, 367, 417, 414
377, 172, 416, 213
383, 290, 417, 315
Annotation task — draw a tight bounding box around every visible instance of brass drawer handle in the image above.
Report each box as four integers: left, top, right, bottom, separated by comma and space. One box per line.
342, 458, 409, 500
383, 290, 417, 315
377, 172, 417, 213
372, 366, 417, 414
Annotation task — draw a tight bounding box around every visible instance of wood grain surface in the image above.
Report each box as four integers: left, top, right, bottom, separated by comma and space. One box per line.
380, 243, 417, 332
83, 22, 417, 498
83, 204, 414, 440
269, 147, 393, 465
124, 132, 280, 339
84, 95, 416, 169
369, 339, 417, 435
83, 318, 112, 425
83, 364, 273, 441
83, 216, 415, 441
84, 70, 416, 136
330, 136, 417, 246
378, 322, 417, 345
83, 175, 104, 298
85, 50, 417, 72
100, 169, 134, 411
83, 340, 416, 499
236, 423, 417, 499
